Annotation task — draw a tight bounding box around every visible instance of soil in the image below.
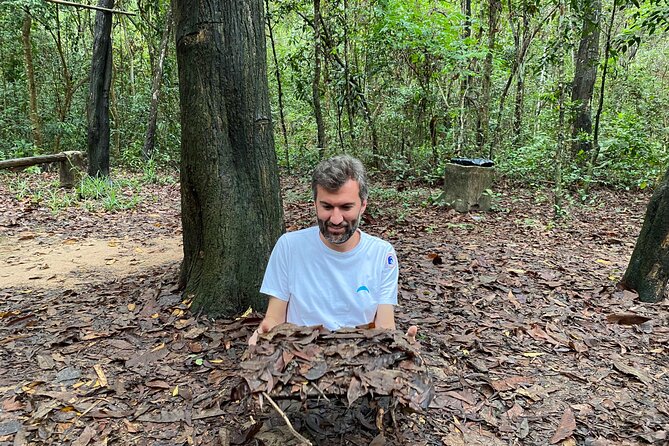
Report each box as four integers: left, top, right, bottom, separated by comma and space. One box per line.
1, 171, 668, 446
0, 234, 181, 289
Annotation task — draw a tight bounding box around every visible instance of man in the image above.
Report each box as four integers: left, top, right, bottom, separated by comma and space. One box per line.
249, 155, 417, 345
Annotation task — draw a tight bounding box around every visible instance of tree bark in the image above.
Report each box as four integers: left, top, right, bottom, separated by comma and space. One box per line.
22, 14, 42, 149
173, 0, 285, 316
621, 166, 669, 302
87, 0, 114, 177
571, 0, 601, 156
312, 0, 326, 157
143, 7, 173, 161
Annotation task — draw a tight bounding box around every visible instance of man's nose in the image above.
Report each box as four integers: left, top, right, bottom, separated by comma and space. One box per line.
330, 208, 344, 225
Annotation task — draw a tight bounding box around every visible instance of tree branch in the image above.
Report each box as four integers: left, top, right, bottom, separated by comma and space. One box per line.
44, 0, 136, 16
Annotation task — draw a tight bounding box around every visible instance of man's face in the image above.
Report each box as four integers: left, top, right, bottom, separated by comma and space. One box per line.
315, 179, 367, 248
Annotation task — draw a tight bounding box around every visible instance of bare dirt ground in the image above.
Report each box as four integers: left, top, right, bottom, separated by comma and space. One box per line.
0, 233, 181, 289
1, 171, 668, 446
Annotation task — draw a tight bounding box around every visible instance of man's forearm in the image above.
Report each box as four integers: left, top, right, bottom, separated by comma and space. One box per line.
374, 304, 396, 329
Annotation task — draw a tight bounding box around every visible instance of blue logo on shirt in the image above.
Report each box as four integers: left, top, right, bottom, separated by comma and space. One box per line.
356, 285, 370, 293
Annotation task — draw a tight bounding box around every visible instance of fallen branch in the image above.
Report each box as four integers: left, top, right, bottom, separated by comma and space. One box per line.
261, 391, 312, 446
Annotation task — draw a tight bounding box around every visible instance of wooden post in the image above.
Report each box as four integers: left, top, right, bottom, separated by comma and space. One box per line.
59, 151, 86, 188
443, 163, 495, 212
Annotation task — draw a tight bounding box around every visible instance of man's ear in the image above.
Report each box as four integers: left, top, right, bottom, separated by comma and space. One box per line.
361, 199, 368, 214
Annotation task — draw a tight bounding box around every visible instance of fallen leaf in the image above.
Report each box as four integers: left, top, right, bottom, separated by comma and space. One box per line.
490, 376, 534, 392
93, 364, 108, 387
347, 377, 364, 406
550, 407, 576, 444
606, 313, 652, 326
612, 357, 652, 385
2, 397, 24, 412
71, 425, 96, 446
507, 290, 521, 309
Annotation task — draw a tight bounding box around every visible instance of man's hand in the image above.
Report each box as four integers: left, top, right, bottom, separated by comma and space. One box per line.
248, 319, 273, 346
248, 297, 288, 346
406, 325, 418, 344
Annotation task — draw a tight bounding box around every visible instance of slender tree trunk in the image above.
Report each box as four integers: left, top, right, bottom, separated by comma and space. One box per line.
343, 0, 356, 146
512, 13, 530, 142
571, 0, 601, 156
52, 5, 74, 153
143, 7, 173, 161
173, 0, 285, 316
110, 62, 121, 152
554, 60, 566, 218
585, 0, 617, 190
459, 0, 472, 152
302, 12, 378, 162
513, 61, 524, 140
312, 0, 326, 157
621, 165, 669, 302
87, 0, 114, 177
478, 0, 501, 155
265, 0, 290, 170
22, 14, 42, 149
492, 2, 555, 154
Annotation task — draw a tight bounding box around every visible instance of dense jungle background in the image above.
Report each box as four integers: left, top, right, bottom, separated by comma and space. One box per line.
0, 0, 667, 193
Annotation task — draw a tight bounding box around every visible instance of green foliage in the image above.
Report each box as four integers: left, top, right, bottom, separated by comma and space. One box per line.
0, 0, 667, 194
496, 132, 558, 186
596, 112, 667, 188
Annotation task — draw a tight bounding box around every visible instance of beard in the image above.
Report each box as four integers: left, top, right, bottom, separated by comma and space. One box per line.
318, 213, 362, 245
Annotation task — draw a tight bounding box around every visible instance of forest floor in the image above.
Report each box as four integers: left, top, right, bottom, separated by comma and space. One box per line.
0, 170, 667, 446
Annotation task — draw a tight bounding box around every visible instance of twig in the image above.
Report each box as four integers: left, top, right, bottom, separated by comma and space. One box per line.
44, 0, 136, 16
62, 399, 103, 441
261, 391, 312, 446
310, 382, 330, 402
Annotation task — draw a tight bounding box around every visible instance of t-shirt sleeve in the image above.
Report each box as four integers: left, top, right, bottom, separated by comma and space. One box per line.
260, 235, 290, 302
377, 245, 399, 305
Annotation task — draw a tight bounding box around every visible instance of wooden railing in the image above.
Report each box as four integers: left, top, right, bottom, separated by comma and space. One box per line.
0, 151, 86, 188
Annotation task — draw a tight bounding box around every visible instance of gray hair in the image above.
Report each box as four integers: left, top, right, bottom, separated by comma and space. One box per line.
311, 155, 369, 202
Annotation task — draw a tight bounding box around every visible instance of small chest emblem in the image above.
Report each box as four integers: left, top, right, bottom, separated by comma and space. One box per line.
386, 253, 396, 269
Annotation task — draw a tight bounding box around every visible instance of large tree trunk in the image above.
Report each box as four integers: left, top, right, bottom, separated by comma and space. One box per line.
173, 0, 285, 316
620, 166, 669, 303
570, 0, 601, 156
87, 0, 114, 177
143, 7, 173, 161
22, 14, 42, 149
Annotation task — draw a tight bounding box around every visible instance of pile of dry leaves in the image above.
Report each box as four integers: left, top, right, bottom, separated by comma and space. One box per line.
239, 324, 434, 413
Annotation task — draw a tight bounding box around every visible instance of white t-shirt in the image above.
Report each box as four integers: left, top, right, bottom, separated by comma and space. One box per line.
260, 226, 398, 330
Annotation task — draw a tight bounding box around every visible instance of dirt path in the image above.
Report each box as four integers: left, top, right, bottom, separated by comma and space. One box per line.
0, 232, 182, 289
